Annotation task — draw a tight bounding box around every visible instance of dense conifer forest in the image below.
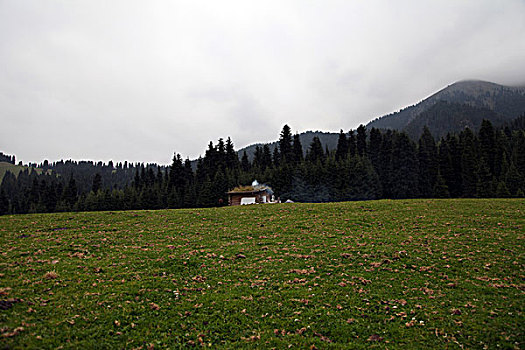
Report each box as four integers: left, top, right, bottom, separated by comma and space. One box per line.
1, 119, 524, 215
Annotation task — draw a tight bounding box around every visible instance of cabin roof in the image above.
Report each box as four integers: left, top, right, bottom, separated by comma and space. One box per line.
226, 188, 270, 195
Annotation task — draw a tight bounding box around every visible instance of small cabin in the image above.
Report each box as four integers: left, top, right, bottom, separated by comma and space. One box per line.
227, 184, 274, 206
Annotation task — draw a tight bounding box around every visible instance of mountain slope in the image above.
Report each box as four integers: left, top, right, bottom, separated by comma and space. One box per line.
367, 80, 525, 132
235, 80, 525, 161
404, 101, 509, 139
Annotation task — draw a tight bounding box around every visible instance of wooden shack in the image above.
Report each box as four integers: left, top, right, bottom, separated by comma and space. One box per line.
227, 185, 274, 206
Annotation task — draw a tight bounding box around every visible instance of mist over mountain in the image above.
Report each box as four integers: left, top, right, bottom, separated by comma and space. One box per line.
367, 80, 525, 138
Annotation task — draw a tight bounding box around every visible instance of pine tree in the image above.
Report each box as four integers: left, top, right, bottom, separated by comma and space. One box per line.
292, 133, 304, 163
306, 137, 325, 163
348, 130, 356, 156
496, 181, 511, 198
92, 173, 102, 193
225, 137, 239, 169
476, 160, 494, 198
460, 128, 479, 197
272, 147, 280, 167
335, 130, 348, 161
356, 125, 367, 156
478, 119, 496, 174
504, 161, 523, 196
262, 145, 273, 170
390, 132, 419, 198
253, 146, 263, 170
368, 128, 382, 172
433, 172, 450, 198
279, 125, 293, 163
417, 127, 438, 197
62, 175, 78, 208
241, 151, 251, 172
0, 189, 9, 215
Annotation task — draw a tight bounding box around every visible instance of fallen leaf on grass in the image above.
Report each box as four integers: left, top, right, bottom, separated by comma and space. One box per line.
43, 271, 58, 279
313, 332, 332, 343
2, 327, 24, 338
368, 334, 383, 342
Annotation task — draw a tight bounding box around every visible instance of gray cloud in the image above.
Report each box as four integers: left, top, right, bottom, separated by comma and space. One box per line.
1, 0, 525, 164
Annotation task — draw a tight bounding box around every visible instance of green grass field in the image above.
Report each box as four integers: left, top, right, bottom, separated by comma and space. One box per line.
0, 199, 523, 349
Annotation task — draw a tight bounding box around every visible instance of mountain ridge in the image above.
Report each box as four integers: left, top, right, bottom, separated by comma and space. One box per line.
366, 80, 525, 133
236, 80, 525, 158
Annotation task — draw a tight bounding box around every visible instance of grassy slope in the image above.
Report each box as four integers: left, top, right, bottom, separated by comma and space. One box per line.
0, 162, 43, 182
0, 199, 523, 349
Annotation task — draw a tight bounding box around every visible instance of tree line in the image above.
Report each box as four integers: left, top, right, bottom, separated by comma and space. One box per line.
1, 119, 524, 215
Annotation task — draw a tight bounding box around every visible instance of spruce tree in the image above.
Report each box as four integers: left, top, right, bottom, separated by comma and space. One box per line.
92, 173, 102, 193
335, 130, 348, 161
292, 133, 304, 163
306, 137, 325, 163
390, 132, 419, 198
417, 127, 438, 197
241, 151, 251, 172
262, 145, 273, 170
279, 124, 293, 163
433, 172, 450, 198
356, 125, 367, 156
0, 189, 9, 215
348, 130, 357, 156
460, 128, 479, 197
478, 119, 496, 174
368, 128, 382, 172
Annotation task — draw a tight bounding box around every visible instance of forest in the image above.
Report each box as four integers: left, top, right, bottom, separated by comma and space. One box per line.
1, 118, 524, 215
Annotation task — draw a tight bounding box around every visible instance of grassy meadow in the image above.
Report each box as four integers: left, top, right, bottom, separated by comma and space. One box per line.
0, 162, 45, 182
0, 199, 523, 349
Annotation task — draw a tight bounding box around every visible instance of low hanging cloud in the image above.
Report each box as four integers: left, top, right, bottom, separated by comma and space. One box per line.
1, 0, 525, 164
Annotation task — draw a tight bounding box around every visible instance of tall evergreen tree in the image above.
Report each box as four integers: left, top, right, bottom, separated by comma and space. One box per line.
279, 124, 293, 163
417, 126, 438, 197
262, 145, 273, 170
335, 130, 348, 161
478, 119, 496, 174
459, 128, 479, 197
241, 151, 251, 172
91, 173, 102, 193
368, 127, 382, 171
390, 132, 419, 198
306, 137, 325, 163
348, 130, 357, 156
292, 133, 304, 163
225, 137, 239, 169
356, 125, 367, 156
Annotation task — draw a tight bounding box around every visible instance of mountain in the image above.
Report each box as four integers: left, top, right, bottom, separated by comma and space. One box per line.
403, 101, 509, 139
367, 80, 525, 138
230, 80, 525, 161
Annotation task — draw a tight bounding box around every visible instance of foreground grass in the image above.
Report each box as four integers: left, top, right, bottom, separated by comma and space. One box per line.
0, 199, 523, 349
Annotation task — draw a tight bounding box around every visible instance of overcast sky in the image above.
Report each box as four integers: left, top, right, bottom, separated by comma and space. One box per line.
1, 1, 525, 165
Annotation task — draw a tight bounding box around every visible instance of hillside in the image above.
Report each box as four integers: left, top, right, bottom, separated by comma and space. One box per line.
0, 161, 45, 182
0, 199, 522, 348
404, 101, 508, 139
367, 80, 525, 135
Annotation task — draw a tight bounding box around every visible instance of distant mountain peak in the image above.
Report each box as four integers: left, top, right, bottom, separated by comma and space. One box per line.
366, 80, 525, 139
